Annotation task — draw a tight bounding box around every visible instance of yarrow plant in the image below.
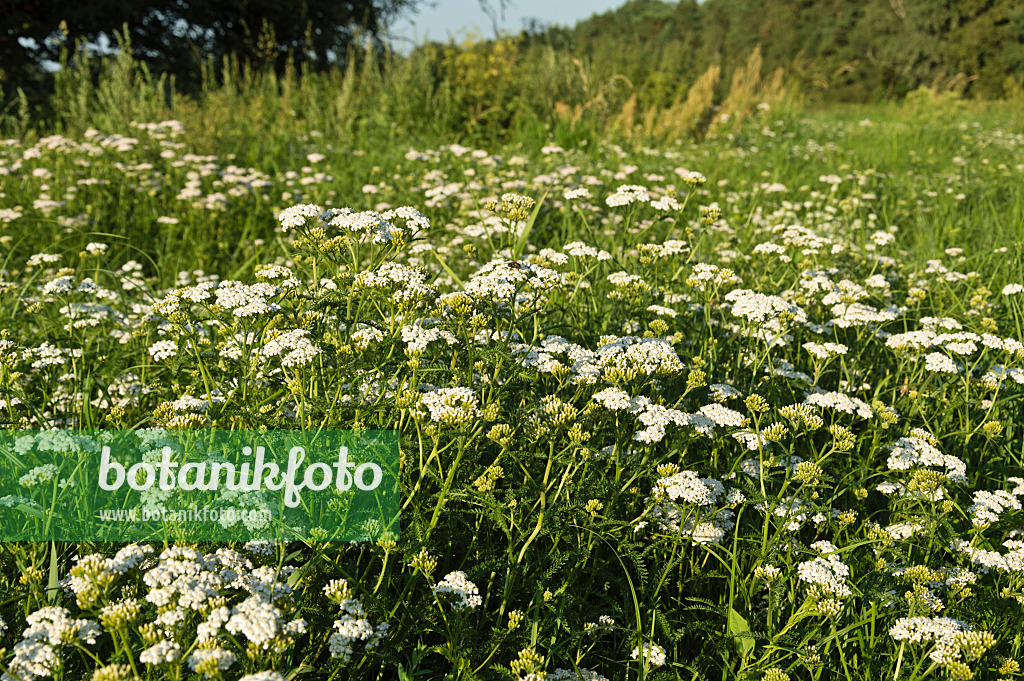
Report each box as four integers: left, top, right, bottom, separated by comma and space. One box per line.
2, 108, 1024, 681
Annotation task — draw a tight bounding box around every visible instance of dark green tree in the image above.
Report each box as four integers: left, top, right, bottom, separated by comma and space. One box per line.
1, 0, 418, 94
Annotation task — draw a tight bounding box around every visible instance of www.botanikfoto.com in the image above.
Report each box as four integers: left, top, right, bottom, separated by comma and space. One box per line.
97, 508, 271, 524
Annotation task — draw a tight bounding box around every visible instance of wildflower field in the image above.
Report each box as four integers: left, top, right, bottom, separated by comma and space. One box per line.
1, 95, 1024, 681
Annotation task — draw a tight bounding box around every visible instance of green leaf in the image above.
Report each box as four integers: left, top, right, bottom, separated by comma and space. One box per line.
727, 606, 754, 659
15, 502, 47, 521
431, 251, 464, 289
513, 191, 547, 260
287, 568, 305, 588
48, 541, 60, 604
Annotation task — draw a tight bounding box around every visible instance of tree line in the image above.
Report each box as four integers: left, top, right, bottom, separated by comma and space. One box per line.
0, 0, 415, 97
2, 0, 1023, 111
528, 0, 1024, 103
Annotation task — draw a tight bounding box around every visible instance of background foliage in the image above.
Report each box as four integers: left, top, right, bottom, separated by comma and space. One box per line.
4, 0, 1024, 137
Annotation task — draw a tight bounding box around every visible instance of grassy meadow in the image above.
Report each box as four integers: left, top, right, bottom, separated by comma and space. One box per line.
1, 36, 1024, 681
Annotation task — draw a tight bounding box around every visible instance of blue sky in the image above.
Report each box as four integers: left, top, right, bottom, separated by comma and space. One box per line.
389, 0, 628, 49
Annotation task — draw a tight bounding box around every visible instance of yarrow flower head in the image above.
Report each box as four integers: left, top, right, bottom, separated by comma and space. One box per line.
432, 571, 482, 611
277, 203, 322, 231
1002, 283, 1023, 296
415, 387, 480, 427
630, 642, 666, 667
605, 184, 649, 207
487, 193, 535, 221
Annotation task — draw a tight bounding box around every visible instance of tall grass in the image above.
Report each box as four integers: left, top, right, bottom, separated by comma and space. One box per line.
6, 32, 804, 154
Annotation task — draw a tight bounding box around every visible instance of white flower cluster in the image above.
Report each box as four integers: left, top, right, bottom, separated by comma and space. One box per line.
753, 242, 791, 262
650, 195, 681, 211
432, 571, 482, 610
223, 593, 305, 651
933, 333, 979, 356
709, 383, 743, 402
732, 429, 770, 452
968, 480, 1024, 528
639, 470, 741, 544
803, 390, 873, 419
885, 329, 937, 352
1002, 283, 1023, 296
870, 230, 896, 246
754, 492, 838, 532
255, 264, 300, 289
886, 328, 1024, 363
876, 480, 945, 502
170, 392, 224, 414
187, 647, 237, 677
563, 241, 612, 261
22, 337, 83, 366
324, 580, 387, 662
923, 352, 958, 374
548, 668, 610, 681
642, 240, 689, 258
277, 203, 322, 231
591, 388, 716, 443
771, 223, 835, 254
149, 340, 178, 361
513, 335, 585, 376
349, 326, 384, 352
18, 464, 59, 488
606, 271, 651, 295
27, 252, 62, 266
139, 640, 182, 665
686, 263, 741, 291
152, 281, 218, 315
885, 432, 967, 484
605, 184, 650, 207
890, 616, 966, 644
698, 403, 746, 427
217, 280, 282, 318
14, 431, 105, 456
464, 258, 562, 300
243, 540, 280, 557
797, 540, 852, 606
238, 672, 286, 681
755, 565, 783, 580
401, 324, 458, 354
636, 405, 713, 443
802, 342, 848, 360
829, 302, 899, 329
883, 522, 925, 540
382, 205, 431, 233
590, 387, 635, 411
595, 336, 685, 382
889, 616, 994, 667
654, 470, 725, 507
41, 274, 104, 296
725, 288, 807, 334
583, 614, 616, 634
983, 364, 1024, 389
513, 335, 614, 384
415, 387, 481, 427
260, 328, 321, 368
647, 304, 677, 317
820, 279, 870, 306
354, 262, 436, 307
951, 538, 1024, 573
53, 544, 303, 673
3, 606, 103, 681
629, 642, 666, 667
68, 545, 154, 607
